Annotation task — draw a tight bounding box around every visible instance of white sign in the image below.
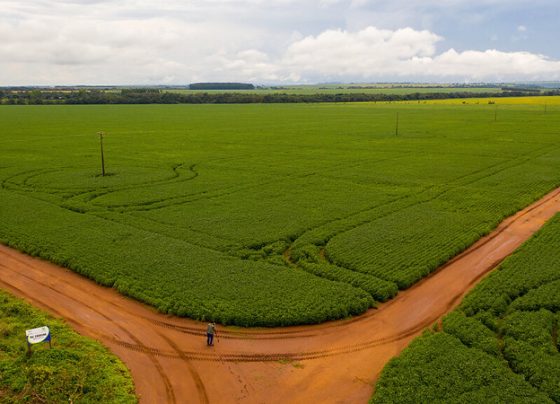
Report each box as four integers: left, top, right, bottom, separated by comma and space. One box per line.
26, 326, 50, 344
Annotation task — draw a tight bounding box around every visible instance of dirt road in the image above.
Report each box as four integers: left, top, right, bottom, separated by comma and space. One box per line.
2, 187, 560, 403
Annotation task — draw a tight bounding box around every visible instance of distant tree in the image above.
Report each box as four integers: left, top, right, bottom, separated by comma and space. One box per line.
189, 83, 255, 90
10, 87, 556, 105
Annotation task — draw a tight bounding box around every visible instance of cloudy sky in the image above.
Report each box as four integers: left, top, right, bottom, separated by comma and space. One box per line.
1, 0, 559, 85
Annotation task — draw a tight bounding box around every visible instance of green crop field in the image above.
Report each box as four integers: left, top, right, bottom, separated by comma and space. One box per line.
1, 99, 559, 326
0, 289, 136, 402
165, 85, 505, 96
372, 213, 560, 403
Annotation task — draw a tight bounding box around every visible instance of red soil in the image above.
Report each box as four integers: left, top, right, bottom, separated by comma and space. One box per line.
2, 187, 560, 403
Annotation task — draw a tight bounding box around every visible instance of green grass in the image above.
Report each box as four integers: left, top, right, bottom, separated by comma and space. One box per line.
372, 214, 560, 403
0, 289, 136, 403
1, 100, 560, 326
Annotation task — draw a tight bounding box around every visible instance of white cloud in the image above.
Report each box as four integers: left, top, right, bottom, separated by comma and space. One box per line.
0, 1, 559, 84
424, 49, 560, 81
264, 28, 560, 82
277, 27, 442, 81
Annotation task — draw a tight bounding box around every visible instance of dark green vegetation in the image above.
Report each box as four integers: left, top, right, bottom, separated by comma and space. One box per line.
1, 101, 560, 326
188, 83, 255, 90
0, 289, 136, 403
4, 87, 559, 105
372, 214, 560, 404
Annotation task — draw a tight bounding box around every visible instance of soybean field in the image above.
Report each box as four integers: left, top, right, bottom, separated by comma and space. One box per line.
1, 99, 559, 326
372, 213, 560, 403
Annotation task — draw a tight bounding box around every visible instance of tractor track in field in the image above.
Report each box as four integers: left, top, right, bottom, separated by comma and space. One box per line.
2, 186, 560, 403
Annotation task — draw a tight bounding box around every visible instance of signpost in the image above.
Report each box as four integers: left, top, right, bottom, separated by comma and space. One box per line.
26, 326, 51, 354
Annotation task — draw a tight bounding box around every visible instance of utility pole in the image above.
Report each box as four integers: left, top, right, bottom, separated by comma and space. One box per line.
97, 131, 106, 176
395, 112, 399, 136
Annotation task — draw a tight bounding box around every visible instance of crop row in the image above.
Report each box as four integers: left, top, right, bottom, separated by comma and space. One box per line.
372, 214, 560, 403
1, 103, 560, 325
0, 189, 372, 326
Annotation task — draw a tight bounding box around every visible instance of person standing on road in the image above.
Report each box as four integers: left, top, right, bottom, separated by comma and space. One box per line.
206, 322, 217, 346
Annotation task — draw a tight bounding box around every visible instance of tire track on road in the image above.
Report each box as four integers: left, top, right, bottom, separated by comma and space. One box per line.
2, 185, 560, 403
0, 263, 178, 404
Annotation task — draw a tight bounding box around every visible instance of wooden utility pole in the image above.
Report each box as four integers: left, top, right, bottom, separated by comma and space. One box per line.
98, 131, 106, 176
395, 112, 399, 136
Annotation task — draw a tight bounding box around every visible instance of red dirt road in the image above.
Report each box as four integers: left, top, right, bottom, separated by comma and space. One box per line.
2, 187, 560, 403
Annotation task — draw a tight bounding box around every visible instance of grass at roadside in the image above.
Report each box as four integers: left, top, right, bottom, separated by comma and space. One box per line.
0, 289, 137, 403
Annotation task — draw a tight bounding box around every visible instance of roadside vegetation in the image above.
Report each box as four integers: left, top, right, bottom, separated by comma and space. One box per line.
1, 99, 560, 326
0, 289, 136, 403
372, 214, 560, 403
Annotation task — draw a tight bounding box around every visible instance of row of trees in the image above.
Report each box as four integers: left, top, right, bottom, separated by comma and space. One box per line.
1, 89, 558, 105
189, 82, 255, 90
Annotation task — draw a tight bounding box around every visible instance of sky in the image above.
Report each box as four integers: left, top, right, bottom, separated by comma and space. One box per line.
1, 0, 559, 85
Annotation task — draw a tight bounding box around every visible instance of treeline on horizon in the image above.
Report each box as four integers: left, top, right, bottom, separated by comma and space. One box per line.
189, 82, 255, 90
1, 88, 559, 105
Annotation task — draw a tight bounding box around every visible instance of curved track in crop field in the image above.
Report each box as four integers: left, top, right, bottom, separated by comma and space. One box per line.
2, 187, 560, 403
